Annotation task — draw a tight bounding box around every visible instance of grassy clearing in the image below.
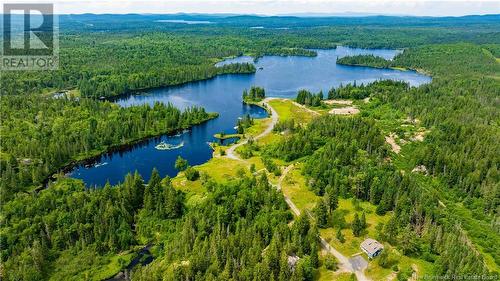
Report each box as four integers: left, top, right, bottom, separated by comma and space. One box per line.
314, 250, 353, 281
268, 99, 317, 124
320, 198, 391, 256
281, 164, 318, 211
280, 167, 435, 280
50, 248, 134, 281
365, 246, 435, 280
358, 100, 406, 133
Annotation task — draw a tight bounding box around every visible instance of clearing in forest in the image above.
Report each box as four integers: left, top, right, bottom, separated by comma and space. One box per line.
329, 106, 360, 115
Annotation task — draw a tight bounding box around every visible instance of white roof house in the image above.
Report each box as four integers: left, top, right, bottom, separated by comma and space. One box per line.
360, 238, 384, 258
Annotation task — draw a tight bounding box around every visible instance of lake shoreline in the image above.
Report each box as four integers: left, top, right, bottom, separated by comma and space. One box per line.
336, 62, 432, 77
73, 46, 431, 186
38, 113, 219, 190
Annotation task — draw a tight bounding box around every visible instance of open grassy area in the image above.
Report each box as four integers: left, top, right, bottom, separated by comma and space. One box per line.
49, 248, 134, 281
268, 99, 318, 124
279, 165, 437, 280
364, 246, 435, 280
172, 156, 256, 207
281, 164, 318, 211
314, 251, 355, 281
319, 198, 391, 256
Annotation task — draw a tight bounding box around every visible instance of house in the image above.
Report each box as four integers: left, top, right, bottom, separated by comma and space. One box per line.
360, 238, 384, 258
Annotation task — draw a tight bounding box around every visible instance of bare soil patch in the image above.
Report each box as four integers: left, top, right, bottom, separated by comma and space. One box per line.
329, 106, 360, 115
324, 99, 353, 105
385, 133, 401, 154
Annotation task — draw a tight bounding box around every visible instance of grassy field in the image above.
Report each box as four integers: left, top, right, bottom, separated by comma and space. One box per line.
268, 99, 319, 124
281, 164, 318, 211
319, 198, 391, 256
49, 248, 134, 281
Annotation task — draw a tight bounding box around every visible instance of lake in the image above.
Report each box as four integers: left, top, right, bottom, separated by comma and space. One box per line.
69, 46, 431, 186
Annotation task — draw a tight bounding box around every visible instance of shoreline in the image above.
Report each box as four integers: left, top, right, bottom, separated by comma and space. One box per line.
336, 61, 432, 77
37, 113, 219, 190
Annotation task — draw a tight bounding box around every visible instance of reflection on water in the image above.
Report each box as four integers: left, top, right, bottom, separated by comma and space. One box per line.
70, 47, 430, 187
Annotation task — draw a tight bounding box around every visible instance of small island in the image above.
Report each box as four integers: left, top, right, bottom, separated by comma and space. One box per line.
155, 141, 184, 150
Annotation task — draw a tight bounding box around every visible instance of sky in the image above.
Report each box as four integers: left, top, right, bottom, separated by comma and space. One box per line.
6, 0, 500, 16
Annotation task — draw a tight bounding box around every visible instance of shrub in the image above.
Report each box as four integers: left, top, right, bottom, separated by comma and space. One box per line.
185, 166, 200, 181
324, 255, 338, 270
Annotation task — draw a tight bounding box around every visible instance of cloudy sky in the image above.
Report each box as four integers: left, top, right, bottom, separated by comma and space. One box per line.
9, 0, 500, 16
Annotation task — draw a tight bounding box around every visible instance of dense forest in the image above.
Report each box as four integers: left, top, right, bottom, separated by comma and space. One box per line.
271, 42, 499, 276
1, 14, 499, 281
336, 55, 392, 69
2, 15, 499, 98
132, 174, 320, 280
0, 95, 216, 199
1, 169, 184, 280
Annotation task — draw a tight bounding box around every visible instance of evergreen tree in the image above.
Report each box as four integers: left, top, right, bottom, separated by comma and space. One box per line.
336, 228, 345, 243
310, 242, 319, 268
313, 200, 328, 228
175, 156, 189, 171
351, 213, 362, 237
324, 185, 338, 214
360, 212, 367, 230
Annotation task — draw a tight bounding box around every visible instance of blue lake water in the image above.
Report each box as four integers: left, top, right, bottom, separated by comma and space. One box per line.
69, 46, 431, 187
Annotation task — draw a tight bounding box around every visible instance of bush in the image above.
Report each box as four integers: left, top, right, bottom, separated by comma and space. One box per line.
185, 166, 200, 181
378, 250, 390, 268
324, 255, 338, 271
397, 266, 413, 281
175, 156, 189, 171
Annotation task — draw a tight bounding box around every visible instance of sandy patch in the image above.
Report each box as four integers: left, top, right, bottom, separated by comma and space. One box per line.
363, 97, 370, 103
385, 133, 401, 154
403, 117, 420, 125
412, 131, 426, 142
386, 272, 398, 281
329, 106, 360, 115
412, 165, 428, 175
324, 99, 353, 105
409, 264, 419, 281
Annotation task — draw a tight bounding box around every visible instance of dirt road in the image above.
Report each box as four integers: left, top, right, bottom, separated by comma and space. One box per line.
225, 98, 279, 160
225, 100, 370, 281
277, 164, 370, 281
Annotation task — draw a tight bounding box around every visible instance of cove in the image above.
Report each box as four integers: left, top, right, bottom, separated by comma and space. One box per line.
69, 46, 431, 187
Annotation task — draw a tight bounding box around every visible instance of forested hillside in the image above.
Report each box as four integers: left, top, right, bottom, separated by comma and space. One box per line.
133, 174, 320, 280
0, 14, 499, 281
2, 15, 499, 98
1, 170, 184, 280
0, 95, 216, 199
298, 43, 500, 275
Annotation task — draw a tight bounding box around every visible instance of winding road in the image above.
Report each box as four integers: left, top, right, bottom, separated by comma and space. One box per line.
225, 98, 279, 160
225, 99, 370, 281
277, 165, 370, 281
